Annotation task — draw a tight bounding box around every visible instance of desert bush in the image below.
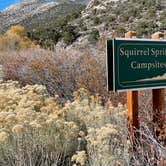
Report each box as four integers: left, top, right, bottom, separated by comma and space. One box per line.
0, 25, 35, 51
63, 25, 79, 45
60, 88, 166, 166
0, 79, 165, 166
7, 25, 27, 37
88, 29, 100, 43
0, 80, 129, 166
116, 24, 126, 37
0, 80, 81, 165
93, 17, 101, 25
0, 46, 109, 101
64, 90, 130, 165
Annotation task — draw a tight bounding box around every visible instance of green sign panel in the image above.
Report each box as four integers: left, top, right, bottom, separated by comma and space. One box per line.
107, 38, 166, 92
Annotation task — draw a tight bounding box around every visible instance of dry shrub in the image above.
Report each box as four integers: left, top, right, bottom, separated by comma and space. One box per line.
0, 80, 129, 166
0, 80, 81, 165
0, 46, 109, 101
0, 30, 126, 104
0, 25, 35, 51
65, 94, 129, 166
0, 80, 165, 166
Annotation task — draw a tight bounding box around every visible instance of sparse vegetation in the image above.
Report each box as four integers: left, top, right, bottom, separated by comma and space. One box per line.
27, 12, 81, 48
88, 29, 100, 43
93, 17, 101, 25
80, 0, 165, 40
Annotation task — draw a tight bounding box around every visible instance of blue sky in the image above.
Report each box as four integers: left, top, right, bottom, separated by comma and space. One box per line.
0, 0, 20, 10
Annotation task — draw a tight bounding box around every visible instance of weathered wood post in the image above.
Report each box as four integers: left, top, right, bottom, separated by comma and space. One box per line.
125, 31, 139, 145
107, 31, 166, 149
151, 32, 165, 138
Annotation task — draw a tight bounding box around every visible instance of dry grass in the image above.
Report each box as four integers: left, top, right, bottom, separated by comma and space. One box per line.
0, 80, 165, 166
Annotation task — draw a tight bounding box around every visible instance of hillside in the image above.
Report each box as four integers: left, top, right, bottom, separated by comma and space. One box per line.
0, 0, 86, 34
0, 0, 165, 47
72, 0, 166, 45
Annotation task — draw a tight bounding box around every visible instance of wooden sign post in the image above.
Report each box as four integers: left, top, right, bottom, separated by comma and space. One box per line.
106, 31, 166, 147
152, 32, 165, 138
125, 32, 139, 145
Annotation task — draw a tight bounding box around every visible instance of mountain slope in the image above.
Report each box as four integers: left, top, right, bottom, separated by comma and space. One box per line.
72, 0, 165, 46
1, 0, 165, 47
0, 0, 86, 33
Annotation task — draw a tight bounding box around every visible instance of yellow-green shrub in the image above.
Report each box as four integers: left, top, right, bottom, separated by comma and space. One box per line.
0, 80, 80, 165
0, 80, 129, 165
0, 25, 35, 51
0, 80, 164, 166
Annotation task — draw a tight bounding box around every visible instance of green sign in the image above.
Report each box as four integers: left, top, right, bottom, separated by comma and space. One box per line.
107, 38, 166, 92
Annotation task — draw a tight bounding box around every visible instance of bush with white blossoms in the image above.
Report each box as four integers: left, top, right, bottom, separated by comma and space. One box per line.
0, 80, 131, 166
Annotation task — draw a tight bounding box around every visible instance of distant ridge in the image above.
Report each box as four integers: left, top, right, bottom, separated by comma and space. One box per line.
0, 0, 165, 47
0, 0, 21, 11
0, 0, 87, 33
